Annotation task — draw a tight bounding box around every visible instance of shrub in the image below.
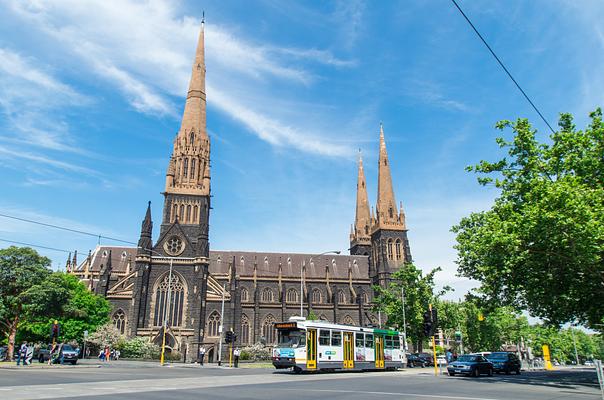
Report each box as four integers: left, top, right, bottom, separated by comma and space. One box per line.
116, 337, 160, 359
240, 343, 272, 361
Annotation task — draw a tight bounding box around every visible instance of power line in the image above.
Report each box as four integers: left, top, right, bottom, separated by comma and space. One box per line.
450, 0, 556, 134
0, 212, 137, 245
0, 238, 75, 254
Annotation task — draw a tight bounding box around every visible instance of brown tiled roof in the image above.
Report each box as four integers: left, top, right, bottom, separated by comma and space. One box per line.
75, 246, 370, 280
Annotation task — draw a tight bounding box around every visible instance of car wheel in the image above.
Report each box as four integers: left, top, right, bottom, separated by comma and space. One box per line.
449, 372, 455, 376
71, 361, 77, 365
505, 368, 511, 375
473, 368, 480, 377
39, 356, 44, 363
488, 368, 493, 377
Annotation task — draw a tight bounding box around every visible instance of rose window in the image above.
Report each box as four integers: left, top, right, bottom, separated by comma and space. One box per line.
164, 235, 185, 256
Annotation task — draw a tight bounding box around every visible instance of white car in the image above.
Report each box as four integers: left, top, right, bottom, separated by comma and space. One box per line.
437, 355, 448, 366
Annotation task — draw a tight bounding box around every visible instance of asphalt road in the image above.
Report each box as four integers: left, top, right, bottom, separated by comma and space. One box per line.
0, 362, 600, 400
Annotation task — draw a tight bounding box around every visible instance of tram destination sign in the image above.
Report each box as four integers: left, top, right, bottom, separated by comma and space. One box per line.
275, 322, 297, 329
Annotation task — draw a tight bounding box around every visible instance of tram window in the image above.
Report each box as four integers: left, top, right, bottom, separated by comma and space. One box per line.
319, 329, 331, 346
355, 332, 364, 348
331, 331, 342, 346
278, 330, 305, 348
393, 336, 401, 348
385, 335, 394, 349
365, 334, 374, 348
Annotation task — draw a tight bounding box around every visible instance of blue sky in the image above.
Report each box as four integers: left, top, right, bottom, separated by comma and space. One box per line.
0, 0, 602, 300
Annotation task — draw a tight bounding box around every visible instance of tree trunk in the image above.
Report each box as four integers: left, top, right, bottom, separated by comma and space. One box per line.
7, 315, 19, 362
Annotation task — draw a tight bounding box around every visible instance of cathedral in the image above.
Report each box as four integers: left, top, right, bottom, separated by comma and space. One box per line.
71, 22, 412, 362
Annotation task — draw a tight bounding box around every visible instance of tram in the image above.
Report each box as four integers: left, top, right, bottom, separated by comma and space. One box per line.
272, 317, 406, 372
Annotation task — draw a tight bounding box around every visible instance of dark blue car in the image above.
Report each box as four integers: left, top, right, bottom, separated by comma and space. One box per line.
447, 354, 493, 377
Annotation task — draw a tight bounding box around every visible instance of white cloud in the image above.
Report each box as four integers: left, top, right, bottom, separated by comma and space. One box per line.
5, 0, 359, 157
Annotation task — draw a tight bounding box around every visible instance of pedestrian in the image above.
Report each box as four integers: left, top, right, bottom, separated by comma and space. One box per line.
115, 349, 120, 361
104, 346, 110, 362
16, 342, 27, 366
58, 343, 65, 365
48, 343, 57, 365
199, 347, 206, 366
98, 349, 105, 361
446, 349, 453, 363
233, 347, 240, 368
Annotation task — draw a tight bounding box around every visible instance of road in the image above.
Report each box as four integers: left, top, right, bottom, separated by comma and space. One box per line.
0, 362, 600, 400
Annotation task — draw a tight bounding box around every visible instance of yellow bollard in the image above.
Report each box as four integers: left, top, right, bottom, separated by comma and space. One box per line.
542, 345, 553, 370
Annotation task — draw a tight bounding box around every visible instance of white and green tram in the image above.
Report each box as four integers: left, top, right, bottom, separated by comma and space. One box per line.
272, 317, 406, 372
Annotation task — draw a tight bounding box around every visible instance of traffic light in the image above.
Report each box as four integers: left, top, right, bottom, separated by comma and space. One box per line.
225, 330, 236, 343
455, 331, 462, 343
422, 311, 432, 337
51, 321, 60, 341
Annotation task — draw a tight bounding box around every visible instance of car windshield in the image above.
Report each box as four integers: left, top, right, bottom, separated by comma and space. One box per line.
456, 355, 478, 362
277, 330, 305, 348
62, 345, 74, 351
487, 353, 508, 360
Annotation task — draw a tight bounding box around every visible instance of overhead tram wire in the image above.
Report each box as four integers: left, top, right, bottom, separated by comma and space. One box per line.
0, 212, 137, 245
450, 0, 556, 134
0, 238, 80, 254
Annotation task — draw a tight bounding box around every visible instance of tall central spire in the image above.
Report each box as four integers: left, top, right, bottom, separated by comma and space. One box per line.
164, 21, 211, 199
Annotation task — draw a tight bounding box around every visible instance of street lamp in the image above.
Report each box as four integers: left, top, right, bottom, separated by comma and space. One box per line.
301, 251, 340, 318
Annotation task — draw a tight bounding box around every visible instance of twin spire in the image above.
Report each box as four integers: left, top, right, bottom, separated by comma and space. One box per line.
350, 124, 407, 246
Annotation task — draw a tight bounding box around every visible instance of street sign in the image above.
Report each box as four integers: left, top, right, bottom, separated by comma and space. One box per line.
84, 330, 89, 338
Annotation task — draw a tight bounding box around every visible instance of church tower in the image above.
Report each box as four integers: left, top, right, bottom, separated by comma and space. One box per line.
350, 152, 372, 257
369, 123, 412, 287
157, 20, 211, 258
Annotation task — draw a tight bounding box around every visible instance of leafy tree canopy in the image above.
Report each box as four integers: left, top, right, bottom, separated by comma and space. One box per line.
452, 109, 604, 329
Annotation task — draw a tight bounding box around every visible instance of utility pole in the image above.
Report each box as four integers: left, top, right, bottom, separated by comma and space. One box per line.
160, 257, 173, 366
217, 283, 225, 366
401, 286, 407, 350
570, 324, 580, 366
300, 260, 304, 318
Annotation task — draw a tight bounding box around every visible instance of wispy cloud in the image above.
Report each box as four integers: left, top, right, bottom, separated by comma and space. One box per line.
408, 79, 472, 112
5, 0, 359, 158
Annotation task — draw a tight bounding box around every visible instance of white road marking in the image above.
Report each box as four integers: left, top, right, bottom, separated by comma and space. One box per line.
279, 388, 501, 400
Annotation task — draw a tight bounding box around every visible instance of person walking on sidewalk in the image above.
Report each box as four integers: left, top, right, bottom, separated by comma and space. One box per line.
199, 347, 206, 366
233, 347, 240, 368
16, 342, 27, 366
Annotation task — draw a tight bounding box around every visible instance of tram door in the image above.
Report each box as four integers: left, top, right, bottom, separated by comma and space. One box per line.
306, 329, 317, 370
375, 335, 385, 368
343, 332, 354, 369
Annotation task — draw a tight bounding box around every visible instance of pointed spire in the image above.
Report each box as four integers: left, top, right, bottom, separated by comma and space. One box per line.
65, 252, 72, 272
375, 123, 400, 228
71, 251, 77, 274
180, 20, 206, 137
137, 201, 153, 254
351, 150, 371, 246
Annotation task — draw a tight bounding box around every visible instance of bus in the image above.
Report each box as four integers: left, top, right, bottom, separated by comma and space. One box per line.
272, 317, 406, 372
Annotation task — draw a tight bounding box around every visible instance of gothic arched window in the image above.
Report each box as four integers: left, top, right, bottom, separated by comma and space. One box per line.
312, 288, 322, 304
286, 288, 298, 303
387, 239, 394, 260
180, 205, 185, 221
207, 311, 221, 337
190, 158, 196, 180
193, 205, 198, 223
241, 314, 250, 344
261, 288, 274, 303
172, 203, 178, 222
262, 314, 276, 344
153, 273, 186, 327
183, 158, 189, 178
240, 287, 249, 302
395, 239, 402, 260
186, 205, 191, 223
190, 131, 194, 144
112, 309, 127, 334
338, 290, 347, 304
389, 207, 393, 218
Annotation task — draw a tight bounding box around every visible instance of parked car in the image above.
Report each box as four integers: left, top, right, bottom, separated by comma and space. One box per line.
447, 354, 493, 377
38, 344, 79, 364
415, 353, 434, 366
486, 352, 521, 375
0, 346, 7, 362
584, 360, 594, 367
406, 353, 427, 368
437, 355, 448, 366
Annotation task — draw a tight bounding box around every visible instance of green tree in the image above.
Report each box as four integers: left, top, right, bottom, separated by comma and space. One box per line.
373, 263, 450, 350
452, 110, 604, 329
19, 273, 111, 344
0, 246, 51, 360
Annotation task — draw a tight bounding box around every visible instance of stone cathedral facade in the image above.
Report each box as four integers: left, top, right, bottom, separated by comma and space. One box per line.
71, 23, 412, 362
